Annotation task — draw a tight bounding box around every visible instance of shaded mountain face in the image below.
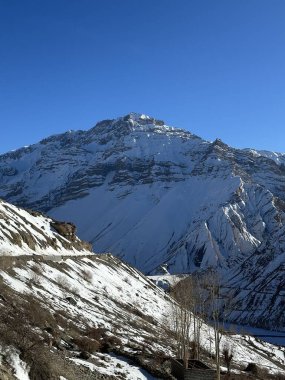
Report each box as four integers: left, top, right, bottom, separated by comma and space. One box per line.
0, 113, 285, 328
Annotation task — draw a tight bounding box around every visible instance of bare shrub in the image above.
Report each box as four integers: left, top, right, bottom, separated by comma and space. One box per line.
101, 334, 122, 352
82, 269, 93, 283
53, 310, 69, 330
85, 327, 107, 341
223, 345, 234, 373
24, 294, 55, 328
56, 274, 70, 290
84, 327, 122, 352
26, 346, 58, 380
73, 336, 101, 353
70, 286, 80, 296
31, 263, 43, 276
0, 277, 12, 301
0, 256, 15, 270
30, 272, 41, 285
124, 276, 131, 285
0, 300, 43, 358
273, 373, 285, 380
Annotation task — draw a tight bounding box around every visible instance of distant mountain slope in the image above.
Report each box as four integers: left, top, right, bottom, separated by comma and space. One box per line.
0, 199, 91, 256
1, 113, 285, 328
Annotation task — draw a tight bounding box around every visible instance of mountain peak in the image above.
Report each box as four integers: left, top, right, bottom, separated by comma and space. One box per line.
119, 112, 165, 127
123, 112, 150, 121
90, 112, 166, 135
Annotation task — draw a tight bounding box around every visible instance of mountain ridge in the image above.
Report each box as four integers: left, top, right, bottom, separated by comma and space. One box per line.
1, 113, 285, 328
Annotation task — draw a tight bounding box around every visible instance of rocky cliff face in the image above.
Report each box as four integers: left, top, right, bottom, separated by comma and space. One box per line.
0, 113, 285, 327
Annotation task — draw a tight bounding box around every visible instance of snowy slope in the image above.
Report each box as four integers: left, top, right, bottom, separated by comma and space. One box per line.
1, 113, 285, 327
0, 199, 91, 256
0, 253, 284, 379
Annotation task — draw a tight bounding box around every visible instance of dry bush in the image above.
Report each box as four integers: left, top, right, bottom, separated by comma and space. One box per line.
73, 336, 101, 353
85, 326, 107, 340
101, 334, 122, 352
22, 294, 55, 328
0, 294, 56, 357
273, 374, 285, 380
26, 346, 63, 380
0, 256, 15, 270
30, 272, 41, 285
0, 306, 41, 358
124, 276, 131, 285
0, 277, 12, 301
94, 292, 100, 300
126, 304, 144, 318
70, 286, 80, 296
223, 345, 234, 373
56, 274, 70, 289
84, 326, 122, 352
31, 262, 43, 275
82, 269, 93, 283
221, 374, 251, 379
53, 309, 79, 334
53, 310, 70, 330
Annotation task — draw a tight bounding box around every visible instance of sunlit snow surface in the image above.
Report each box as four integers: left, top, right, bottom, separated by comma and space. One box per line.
0, 349, 30, 380
0, 200, 91, 256
71, 353, 159, 379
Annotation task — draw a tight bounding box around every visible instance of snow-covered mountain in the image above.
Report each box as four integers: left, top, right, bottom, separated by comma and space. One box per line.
1, 112, 285, 328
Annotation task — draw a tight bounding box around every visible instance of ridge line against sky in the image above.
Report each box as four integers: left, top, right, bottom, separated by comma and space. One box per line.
1, 112, 284, 156
1, 0, 285, 153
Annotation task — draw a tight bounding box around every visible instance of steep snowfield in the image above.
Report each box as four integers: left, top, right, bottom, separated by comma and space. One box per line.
1, 113, 285, 327
0, 199, 91, 256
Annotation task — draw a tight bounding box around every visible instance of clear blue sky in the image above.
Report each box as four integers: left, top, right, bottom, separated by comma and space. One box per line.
1, 0, 285, 153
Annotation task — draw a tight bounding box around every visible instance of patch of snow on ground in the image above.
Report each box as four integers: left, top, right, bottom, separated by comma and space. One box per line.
8, 350, 29, 380
71, 352, 159, 380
